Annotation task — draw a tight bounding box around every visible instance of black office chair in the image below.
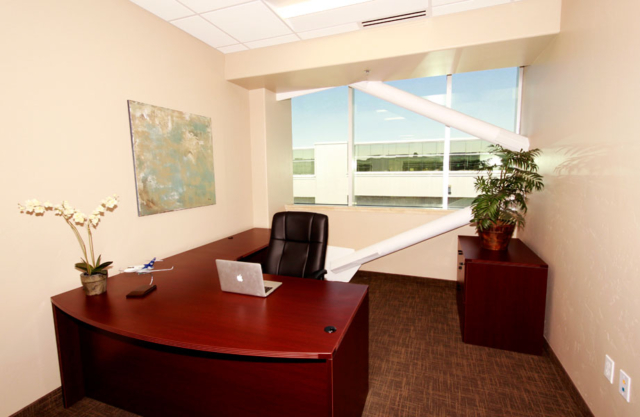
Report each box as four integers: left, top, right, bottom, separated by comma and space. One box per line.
263, 212, 329, 280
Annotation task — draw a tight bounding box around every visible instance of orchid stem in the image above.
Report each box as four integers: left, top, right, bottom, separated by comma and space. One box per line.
87, 223, 95, 266
65, 218, 88, 270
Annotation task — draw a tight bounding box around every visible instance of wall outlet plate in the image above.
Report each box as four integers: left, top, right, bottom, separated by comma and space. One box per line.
604, 355, 615, 383
619, 369, 631, 402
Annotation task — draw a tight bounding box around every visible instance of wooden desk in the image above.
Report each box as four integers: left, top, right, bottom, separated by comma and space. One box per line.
51, 228, 369, 417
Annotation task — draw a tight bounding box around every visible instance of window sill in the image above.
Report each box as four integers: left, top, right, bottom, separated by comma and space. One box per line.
285, 204, 464, 216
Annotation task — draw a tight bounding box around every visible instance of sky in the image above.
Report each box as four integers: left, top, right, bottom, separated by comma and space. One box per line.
291, 67, 519, 148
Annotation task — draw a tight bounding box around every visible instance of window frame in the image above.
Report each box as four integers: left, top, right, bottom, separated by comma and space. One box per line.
293, 67, 524, 210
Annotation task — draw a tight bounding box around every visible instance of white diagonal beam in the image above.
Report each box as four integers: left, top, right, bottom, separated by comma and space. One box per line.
329, 81, 529, 280
329, 207, 472, 275
350, 81, 529, 152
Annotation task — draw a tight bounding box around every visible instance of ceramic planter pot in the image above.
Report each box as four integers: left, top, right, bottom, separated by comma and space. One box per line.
80, 272, 107, 296
478, 223, 516, 251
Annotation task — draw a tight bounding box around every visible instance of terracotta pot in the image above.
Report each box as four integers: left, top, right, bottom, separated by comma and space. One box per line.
478, 223, 516, 251
80, 272, 107, 296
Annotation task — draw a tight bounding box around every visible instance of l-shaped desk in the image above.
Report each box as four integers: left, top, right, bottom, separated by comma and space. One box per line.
51, 228, 369, 417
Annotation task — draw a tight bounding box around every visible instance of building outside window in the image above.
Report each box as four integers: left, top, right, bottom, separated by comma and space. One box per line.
292, 86, 348, 205
291, 67, 521, 209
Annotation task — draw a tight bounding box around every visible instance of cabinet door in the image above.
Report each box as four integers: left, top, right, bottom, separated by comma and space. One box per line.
464, 262, 547, 354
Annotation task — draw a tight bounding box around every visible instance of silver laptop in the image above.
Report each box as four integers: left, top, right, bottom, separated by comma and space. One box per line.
215, 259, 282, 297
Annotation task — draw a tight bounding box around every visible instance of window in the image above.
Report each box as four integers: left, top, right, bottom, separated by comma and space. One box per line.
448, 67, 520, 208
354, 76, 447, 208
292, 87, 349, 205
292, 68, 521, 209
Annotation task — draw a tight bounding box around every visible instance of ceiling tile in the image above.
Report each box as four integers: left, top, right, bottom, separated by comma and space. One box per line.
217, 44, 250, 53
267, 0, 310, 7
129, 0, 194, 21
245, 34, 299, 49
171, 15, 238, 47
202, 1, 293, 43
297, 22, 360, 40
431, 0, 465, 6
177, 0, 252, 14
432, 0, 510, 16
269, 0, 374, 19
286, 0, 428, 32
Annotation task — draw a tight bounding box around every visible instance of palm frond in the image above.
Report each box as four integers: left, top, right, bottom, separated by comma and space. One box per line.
471, 146, 544, 232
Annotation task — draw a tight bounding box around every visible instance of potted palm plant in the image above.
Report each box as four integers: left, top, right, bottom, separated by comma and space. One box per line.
471, 145, 544, 251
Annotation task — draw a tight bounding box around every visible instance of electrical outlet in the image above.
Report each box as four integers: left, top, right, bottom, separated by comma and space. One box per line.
619, 369, 631, 402
604, 355, 615, 383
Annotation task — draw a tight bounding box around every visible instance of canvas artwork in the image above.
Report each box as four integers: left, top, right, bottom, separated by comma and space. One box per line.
128, 100, 216, 216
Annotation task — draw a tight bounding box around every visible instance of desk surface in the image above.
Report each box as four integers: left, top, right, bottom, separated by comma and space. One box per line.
51, 228, 368, 360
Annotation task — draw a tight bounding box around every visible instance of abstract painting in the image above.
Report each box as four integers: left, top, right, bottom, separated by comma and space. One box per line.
127, 100, 216, 216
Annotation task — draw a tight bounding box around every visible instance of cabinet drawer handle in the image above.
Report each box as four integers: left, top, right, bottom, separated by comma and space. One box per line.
458, 250, 463, 255
458, 266, 462, 270
459, 262, 464, 266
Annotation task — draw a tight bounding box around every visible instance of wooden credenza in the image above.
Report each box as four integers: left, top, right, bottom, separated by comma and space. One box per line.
456, 236, 548, 355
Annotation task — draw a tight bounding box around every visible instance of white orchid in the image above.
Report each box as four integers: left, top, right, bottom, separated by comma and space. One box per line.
63, 207, 75, 218
18, 195, 119, 276
89, 214, 100, 227
24, 199, 38, 213
105, 197, 118, 209
72, 212, 86, 224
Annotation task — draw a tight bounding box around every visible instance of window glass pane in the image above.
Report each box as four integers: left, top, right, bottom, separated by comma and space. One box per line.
449, 68, 519, 209
292, 87, 348, 205
451, 67, 518, 136
353, 76, 447, 208
290, 68, 520, 209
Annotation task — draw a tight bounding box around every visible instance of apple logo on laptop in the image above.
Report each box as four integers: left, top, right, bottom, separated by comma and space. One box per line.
236, 274, 243, 282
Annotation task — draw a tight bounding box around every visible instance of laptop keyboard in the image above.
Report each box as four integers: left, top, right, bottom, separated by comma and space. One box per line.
264, 286, 273, 293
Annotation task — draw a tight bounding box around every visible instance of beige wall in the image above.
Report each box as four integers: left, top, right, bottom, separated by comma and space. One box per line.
289, 205, 477, 280
249, 90, 271, 227
249, 89, 293, 227
0, 0, 253, 415
521, 0, 640, 415
265, 90, 294, 220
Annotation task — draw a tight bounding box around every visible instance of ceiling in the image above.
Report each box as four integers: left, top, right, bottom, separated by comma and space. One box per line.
129, 0, 524, 54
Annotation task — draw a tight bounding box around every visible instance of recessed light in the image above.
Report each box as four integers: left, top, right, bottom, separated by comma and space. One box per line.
276, 0, 374, 19
376, 109, 388, 113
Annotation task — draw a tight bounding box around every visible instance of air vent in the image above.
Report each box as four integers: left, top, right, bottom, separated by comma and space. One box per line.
362, 11, 427, 28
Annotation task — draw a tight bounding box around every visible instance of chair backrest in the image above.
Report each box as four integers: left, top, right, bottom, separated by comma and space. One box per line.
263, 212, 329, 279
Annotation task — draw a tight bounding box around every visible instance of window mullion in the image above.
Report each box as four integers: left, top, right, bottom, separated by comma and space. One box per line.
516, 66, 524, 135
442, 74, 452, 210
347, 86, 355, 206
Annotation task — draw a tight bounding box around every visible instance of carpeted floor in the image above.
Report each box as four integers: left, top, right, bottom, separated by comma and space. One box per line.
14, 272, 591, 417
352, 272, 590, 417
